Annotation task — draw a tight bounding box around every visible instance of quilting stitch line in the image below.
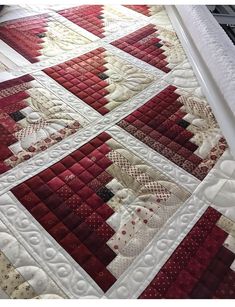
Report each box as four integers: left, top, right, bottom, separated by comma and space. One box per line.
32, 63, 162, 120
103, 195, 209, 298
107, 126, 200, 193
0, 19, 155, 78
0, 220, 66, 298
0, 80, 168, 194
0, 192, 103, 298
0, 4, 232, 298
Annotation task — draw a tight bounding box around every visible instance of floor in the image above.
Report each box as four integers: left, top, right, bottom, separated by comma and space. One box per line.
0, 4, 234, 299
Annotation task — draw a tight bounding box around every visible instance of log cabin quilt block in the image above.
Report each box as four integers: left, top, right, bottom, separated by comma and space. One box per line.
0, 4, 234, 300
139, 207, 235, 299
0, 75, 88, 174
58, 5, 137, 39
117, 85, 226, 180
0, 13, 94, 64
10, 132, 190, 292
43, 47, 156, 115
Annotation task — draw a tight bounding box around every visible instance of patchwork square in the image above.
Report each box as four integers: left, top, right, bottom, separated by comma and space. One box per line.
44, 47, 155, 114
111, 24, 171, 73
124, 5, 162, 17
11, 132, 190, 292
9, 110, 25, 122
112, 19, 186, 74
0, 14, 92, 64
118, 85, 227, 180
0, 75, 87, 174
139, 207, 235, 299
0, 4, 234, 300
58, 5, 136, 38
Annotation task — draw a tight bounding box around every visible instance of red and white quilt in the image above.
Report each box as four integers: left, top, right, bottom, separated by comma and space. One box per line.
0, 4, 234, 299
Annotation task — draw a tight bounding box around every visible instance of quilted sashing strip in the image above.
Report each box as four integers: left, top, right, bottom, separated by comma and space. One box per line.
0, 251, 39, 299
0, 219, 65, 299
139, 207, 235, 299
0, 252, 63, 299
0, 75, 88, 174
118, 85, 227, 180
10, 132, 190, 292
0, 13, 92, 64
0, 52, 18, 72
43, 47, 156, 115
0, 62, 8, 72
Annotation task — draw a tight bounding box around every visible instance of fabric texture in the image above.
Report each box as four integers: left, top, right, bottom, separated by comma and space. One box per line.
0, 4, 234, 299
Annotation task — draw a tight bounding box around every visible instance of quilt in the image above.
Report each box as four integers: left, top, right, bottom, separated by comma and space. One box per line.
0, 4, 234, 299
